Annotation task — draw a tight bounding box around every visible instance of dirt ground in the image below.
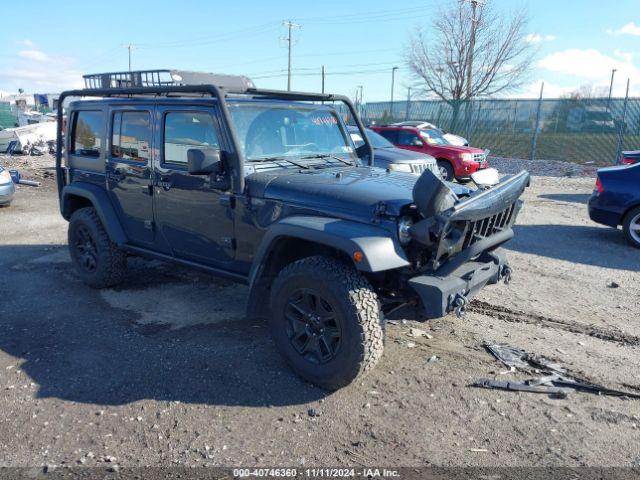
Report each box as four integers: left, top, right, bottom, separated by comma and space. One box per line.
1, 161, 639, 470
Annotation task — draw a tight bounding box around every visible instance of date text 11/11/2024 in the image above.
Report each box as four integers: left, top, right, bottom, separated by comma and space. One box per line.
232, 468, 401, 478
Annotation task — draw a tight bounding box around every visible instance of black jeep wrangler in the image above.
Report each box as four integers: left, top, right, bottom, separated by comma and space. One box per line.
55, 70, 529, 390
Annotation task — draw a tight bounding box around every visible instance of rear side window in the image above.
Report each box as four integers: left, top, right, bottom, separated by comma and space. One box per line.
163, 112, 219, 165
111, 111, 151, 162
71, 111, 103, 157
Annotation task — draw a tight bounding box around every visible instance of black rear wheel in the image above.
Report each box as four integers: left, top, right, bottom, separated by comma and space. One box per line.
270, 256, 384, 390
68, 207, 127, 288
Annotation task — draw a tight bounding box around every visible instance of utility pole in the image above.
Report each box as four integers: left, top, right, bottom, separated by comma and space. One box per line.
607, 68, 617, 109
465, 0, 481, 99
390, 66, 399, 120
122, 43, 135, 72
283, 20, 301, 91
321, 65, 325, 94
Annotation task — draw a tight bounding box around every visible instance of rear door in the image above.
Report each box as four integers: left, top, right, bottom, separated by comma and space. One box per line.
106, 106, 154, 246
152, 105, 235, 266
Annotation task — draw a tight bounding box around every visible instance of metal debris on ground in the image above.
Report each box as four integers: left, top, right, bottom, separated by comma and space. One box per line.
475, 343, 640, 399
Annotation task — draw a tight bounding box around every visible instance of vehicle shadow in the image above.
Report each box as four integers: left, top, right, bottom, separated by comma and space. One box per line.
538, 193, 592, 204
0, 244, 326, 407
506, 224, 639, 271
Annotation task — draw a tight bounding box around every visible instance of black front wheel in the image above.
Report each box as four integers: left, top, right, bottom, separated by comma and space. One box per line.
270, 256, 384, 390
437, 160, 454, 181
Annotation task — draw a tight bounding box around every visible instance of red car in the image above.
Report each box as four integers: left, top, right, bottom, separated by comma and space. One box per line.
621, 150, 640, 165
370, 125, 489, 181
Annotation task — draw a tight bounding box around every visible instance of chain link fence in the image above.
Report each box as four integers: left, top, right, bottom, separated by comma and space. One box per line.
362, 94, 640, 166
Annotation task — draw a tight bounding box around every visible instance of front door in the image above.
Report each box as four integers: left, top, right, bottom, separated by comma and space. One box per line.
152, 106, 235, 266
396, 130, 425, 154
106, 107, 154, 246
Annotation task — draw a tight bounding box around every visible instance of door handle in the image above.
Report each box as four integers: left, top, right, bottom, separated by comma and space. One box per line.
111, 169, 126, 182
157, 174, 172, 190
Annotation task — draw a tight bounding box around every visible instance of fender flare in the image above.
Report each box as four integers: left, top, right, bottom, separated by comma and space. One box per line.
61, 183, 128, 245
249, 215, 410, 287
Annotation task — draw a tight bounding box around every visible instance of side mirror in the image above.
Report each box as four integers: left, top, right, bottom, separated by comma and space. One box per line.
187, 148, 221, 175
470, 167, 500, 189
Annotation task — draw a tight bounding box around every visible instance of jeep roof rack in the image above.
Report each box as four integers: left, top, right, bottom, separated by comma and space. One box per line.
57, 69, 375, 197
83, 69, 255, 91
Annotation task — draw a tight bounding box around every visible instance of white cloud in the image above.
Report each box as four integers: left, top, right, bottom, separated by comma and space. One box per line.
614, 49, 633, 63
517, 80, 574, 98
607, 21, 640, 36
0, 67, 84, 90
524, 33, 557, 44
18, 50, 49, 62
16, 39, 35, 47
538, 48, 640, 83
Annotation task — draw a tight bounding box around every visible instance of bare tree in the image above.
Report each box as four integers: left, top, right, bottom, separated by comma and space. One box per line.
405, 1, 535, 128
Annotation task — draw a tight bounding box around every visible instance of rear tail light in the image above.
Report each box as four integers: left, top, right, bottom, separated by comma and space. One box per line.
595, 177, 604, 194
621, 156, 637, 165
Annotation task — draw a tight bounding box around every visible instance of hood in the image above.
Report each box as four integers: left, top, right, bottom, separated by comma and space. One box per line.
247, 166, 415, 218
246, 166, 472, 220
433, 143, 485, 155
374, 146, 436, 163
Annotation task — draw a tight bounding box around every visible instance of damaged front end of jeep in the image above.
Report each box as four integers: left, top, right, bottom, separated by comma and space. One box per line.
377, 170, 530, 320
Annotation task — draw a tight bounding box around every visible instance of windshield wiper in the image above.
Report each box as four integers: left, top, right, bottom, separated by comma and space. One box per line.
249, 156, 310, 169
300, 154, 355, 166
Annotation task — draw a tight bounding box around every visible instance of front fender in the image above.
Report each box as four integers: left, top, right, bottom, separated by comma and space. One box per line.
249, 215, 410, 285
61, 183, 127, 245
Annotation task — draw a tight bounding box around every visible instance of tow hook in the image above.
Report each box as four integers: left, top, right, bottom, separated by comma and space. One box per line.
450, 293, 468, 318
502, 265, 513, 285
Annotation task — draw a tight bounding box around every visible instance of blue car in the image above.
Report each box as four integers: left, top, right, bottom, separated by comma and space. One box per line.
588, 162, 640, 248
0, 165, 15, 206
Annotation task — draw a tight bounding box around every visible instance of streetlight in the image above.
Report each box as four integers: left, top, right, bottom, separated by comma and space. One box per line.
608, 68, 617, 110
390, 66, 399, 121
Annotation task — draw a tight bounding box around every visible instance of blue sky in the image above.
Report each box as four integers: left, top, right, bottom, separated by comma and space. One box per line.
0, 0, 638, 100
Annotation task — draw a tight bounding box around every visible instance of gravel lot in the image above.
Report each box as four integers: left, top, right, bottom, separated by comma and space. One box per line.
1, 156, 639, 470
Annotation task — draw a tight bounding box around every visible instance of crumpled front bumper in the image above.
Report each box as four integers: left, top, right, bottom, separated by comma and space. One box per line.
408, 249, 510, 319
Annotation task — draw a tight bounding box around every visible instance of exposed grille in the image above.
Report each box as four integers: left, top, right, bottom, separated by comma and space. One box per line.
461, 202, 517, 249
410, 162, 437, 174
472, 152, 487, 163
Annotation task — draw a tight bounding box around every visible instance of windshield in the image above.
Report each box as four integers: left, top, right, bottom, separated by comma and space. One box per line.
350, 128, 394, 149
228, 102, 357, 162
419, 128, 450, 146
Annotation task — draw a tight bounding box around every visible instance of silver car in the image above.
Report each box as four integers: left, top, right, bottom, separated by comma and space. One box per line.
0, 166, 16, 206
347, 126, 440, 177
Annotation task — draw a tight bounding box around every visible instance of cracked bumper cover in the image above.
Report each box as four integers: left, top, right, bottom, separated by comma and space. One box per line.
408, 249, 509, 319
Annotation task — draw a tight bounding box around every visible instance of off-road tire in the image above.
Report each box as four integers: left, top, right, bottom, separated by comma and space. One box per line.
270, 256, 384, 390
68, 207, 127, 288
623, 206, 640, 248
437, 160, 454, 181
